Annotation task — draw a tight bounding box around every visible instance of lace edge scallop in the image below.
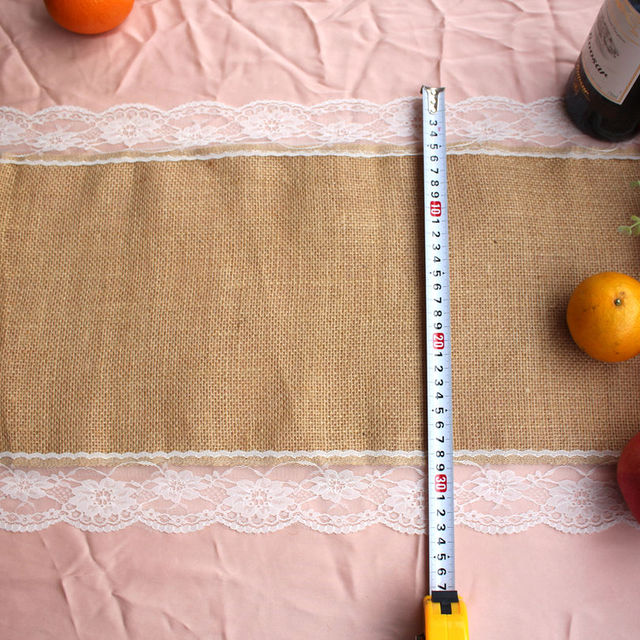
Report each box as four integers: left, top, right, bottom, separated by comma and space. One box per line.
1, 459, 635, 535
1, 96, 638, 163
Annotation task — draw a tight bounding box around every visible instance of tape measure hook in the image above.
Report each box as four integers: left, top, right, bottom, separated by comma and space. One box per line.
422, 86, 444, 114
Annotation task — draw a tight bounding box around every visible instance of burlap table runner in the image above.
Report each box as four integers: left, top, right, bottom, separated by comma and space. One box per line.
1, 155, 639, 465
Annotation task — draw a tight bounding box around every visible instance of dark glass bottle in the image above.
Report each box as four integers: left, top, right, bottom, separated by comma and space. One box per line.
564, 0, 640, 141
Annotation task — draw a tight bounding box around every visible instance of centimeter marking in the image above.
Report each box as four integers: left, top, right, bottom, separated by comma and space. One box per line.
422, 86, 456, 595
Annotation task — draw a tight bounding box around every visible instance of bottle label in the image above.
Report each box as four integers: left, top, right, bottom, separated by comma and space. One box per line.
580, 0, 640, 104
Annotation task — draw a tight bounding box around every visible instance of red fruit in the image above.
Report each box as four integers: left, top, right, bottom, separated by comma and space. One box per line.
617, 432, 640, 523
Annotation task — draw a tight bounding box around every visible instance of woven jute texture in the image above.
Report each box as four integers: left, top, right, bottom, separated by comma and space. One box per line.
1, 155, 640, 464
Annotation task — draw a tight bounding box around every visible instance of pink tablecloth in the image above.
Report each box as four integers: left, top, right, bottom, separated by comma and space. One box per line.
2, 1, 640, 639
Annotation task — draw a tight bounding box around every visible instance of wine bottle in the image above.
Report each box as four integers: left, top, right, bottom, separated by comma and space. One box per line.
564, 0, 640, 141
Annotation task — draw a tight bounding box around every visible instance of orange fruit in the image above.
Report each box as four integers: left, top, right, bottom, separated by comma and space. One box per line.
566, 271, 640, 362
44, 0, 134, 35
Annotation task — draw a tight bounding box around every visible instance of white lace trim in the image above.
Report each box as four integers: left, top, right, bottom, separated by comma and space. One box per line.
1, 96, 638, 164
0, 461, 634, 535
0, 448, 619, 462
455, 449, 619, 460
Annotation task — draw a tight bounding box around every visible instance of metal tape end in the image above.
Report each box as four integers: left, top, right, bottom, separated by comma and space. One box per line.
421, 86, 445, 113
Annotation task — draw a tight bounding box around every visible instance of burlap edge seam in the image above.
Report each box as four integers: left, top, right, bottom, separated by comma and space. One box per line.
0, 449, 619, 468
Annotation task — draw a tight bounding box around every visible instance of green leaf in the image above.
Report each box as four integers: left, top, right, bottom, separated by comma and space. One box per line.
618, 215, 640, 235
618, 182, 640, 235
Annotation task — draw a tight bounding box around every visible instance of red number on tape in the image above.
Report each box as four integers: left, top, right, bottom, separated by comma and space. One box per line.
435, 474, 447, 492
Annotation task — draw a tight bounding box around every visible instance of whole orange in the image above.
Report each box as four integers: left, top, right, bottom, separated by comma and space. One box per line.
566, 271, 640, 362
44, 0, 134, 34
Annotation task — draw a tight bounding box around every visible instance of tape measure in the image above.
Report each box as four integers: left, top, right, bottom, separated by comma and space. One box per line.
418, 86, 469, 640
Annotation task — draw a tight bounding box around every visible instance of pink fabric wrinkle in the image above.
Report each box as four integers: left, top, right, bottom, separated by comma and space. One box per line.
225, 6, 316, 78
32, 528, 105, 638
1, 0, 608, 112
114, 4, 210, 104
35, 529, 82, 639
156, 608, 200, 639
52, 527, 131, 639
0, 25, 55, 107
4, 521, 640, 638
564, 611, 579, 640
176, 15, 212, 81
288, 2, 324, 61
209, 6, 318, 104
302, 0, 380, 98
347, 3, 440, 97
331, 535, 359, 601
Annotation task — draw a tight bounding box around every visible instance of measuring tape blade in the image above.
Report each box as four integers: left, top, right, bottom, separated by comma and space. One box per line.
419, 85, 469, 640
421, 85, 469, 640
422, 86, 456, 596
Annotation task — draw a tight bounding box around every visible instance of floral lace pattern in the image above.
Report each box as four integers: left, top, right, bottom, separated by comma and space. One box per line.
1, 96, 638, 164
455, 465, 632, 534
0, 462, 634, 535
